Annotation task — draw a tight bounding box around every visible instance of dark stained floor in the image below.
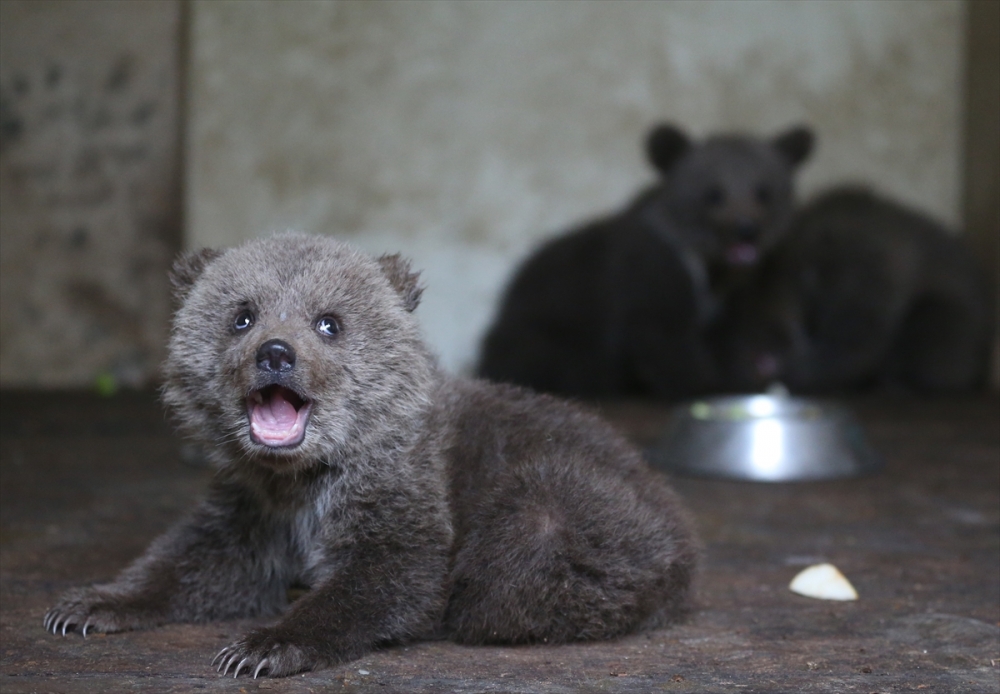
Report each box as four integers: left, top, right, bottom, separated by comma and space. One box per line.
1, 390, 998, 693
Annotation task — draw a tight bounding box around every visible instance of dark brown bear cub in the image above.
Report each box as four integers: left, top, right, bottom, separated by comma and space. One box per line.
44, 233, 697, 678
478, 123, 813, 399
722, 187, 992, 393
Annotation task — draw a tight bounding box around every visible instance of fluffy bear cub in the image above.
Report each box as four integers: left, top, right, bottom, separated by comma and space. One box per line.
478, 123, 813, 399
44, 233, 697, 678
722, 186, 992, 393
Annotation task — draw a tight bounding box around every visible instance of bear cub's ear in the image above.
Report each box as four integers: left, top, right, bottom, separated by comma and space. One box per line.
170, 248, 223, 303
645, 124, 691, 174
772, 126, 815, 167
377, 253, 424, 313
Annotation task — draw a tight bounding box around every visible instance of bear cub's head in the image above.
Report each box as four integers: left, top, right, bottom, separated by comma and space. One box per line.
644, 123, 813, 270
162, 233, 434, 473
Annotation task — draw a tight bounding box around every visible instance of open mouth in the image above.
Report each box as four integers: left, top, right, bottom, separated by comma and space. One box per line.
725, 242, 759, 266
247, 385, 312, 448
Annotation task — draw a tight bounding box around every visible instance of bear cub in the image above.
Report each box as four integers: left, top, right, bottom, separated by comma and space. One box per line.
478, 123, 814, 399
721, 186, 992, 393
44, 233, 697, 678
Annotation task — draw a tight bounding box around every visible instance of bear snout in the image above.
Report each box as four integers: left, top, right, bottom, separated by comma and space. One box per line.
256, 339, 297, 373
734, 221, 762, 243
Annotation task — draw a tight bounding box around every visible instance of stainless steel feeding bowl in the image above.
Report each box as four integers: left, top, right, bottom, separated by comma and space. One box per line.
647, 394, 882, 481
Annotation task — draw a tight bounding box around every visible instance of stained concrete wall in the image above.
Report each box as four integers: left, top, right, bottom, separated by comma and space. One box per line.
186, 0, 966, 375
0, 0, 182, 388
1, 0, 973, 386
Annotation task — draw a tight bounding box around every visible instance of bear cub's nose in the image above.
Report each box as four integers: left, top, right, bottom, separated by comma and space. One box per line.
734, 222, 761, 242
256, 339, 296, 373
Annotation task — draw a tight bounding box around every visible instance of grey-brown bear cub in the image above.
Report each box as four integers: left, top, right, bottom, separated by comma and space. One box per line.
478, 123, 813, 399
44, 233, 697, 678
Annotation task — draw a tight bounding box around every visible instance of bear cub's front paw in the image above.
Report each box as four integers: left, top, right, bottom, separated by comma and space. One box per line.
44, 587, 146, 637
214, 627, 318, 678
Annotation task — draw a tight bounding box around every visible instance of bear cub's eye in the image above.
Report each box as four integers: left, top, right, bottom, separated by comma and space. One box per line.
755, 185, 772, 206
234, 309, 255, 331
704, 185, 725, 207
316, 315, 341, 338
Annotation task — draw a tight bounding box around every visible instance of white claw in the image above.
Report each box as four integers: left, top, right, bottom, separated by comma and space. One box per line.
82, 619, 91, 638
62, 620, 69, 636
212, 647, 230, 668
233, 657, 250, 678
253, 659, 269, 679
44, 612, 52, 630
223, 653, 240, 675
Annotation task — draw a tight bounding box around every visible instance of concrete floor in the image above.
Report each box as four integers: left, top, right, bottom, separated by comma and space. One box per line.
1, 390, 998, 693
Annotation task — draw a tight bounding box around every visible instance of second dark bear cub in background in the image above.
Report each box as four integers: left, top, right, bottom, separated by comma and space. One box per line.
722, 187, 992, 393
478, 123, 813, 399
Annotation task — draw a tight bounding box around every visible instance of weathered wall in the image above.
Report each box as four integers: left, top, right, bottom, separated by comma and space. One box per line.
186, 0, 966, 375
0, 0, 182, 388
1, 1, 970, 386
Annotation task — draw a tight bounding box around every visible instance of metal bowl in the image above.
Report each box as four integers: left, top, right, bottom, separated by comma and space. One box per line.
647, 393, 882, 481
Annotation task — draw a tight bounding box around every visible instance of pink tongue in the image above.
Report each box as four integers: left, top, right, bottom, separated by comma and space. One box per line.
249, 387, 308, 447
726, 243, 759, 266
256, 391, 298, 430
755, 353, 781, 379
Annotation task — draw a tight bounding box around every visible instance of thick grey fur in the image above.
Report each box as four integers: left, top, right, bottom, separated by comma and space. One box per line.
721, 186, 993, 393
477, 123, 813, 398
44, 233, 698, 677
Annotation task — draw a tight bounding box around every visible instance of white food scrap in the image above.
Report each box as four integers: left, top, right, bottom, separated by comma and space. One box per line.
789, 563, 858, 601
